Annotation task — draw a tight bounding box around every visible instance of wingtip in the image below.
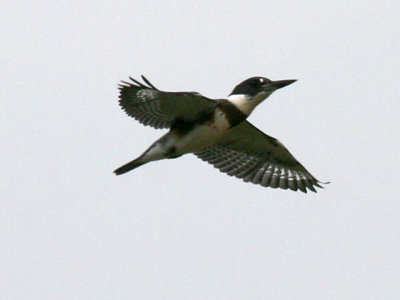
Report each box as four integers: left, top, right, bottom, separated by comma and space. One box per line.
141, 75, 158, 90
119, 75, 159, 90
314, 180, 330, 188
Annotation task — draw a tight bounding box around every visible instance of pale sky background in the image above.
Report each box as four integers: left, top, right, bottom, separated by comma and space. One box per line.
1, 1, 400, 299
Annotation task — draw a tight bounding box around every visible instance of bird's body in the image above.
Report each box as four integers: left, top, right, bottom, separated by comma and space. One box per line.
114, 75, 327, 193
170, 107, 231, 153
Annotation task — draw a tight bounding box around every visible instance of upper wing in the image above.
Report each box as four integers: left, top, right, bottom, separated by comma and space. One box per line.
194, 121, 326, 193
118, 76, 218, 129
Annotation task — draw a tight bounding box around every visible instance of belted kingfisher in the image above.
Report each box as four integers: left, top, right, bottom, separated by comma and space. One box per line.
114, 75, 327, 193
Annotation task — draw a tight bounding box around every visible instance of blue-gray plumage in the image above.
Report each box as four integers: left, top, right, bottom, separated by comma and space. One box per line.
114, 75, 328, 193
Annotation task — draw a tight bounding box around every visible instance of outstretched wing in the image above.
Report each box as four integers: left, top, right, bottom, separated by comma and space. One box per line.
195, 121, 326, 193
118, 76, 218, 129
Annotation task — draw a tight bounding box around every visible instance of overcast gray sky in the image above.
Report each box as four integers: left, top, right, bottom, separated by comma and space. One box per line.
1, 1, 400, 299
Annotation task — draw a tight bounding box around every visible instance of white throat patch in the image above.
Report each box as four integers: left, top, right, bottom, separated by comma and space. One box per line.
227, 92, 270, 115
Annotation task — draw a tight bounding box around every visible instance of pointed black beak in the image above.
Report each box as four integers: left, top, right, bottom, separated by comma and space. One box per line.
270, 79, 297, 89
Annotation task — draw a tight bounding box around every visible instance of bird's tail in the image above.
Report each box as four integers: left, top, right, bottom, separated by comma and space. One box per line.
114, 158, 145, 175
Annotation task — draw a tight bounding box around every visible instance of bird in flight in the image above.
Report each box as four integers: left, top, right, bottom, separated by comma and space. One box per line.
114, 75, 327, 193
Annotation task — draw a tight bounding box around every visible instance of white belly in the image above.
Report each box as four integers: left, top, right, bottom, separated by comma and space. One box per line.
174, 108, 231, 154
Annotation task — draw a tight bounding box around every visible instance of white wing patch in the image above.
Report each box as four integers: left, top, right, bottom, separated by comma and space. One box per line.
136, 89, 158, 100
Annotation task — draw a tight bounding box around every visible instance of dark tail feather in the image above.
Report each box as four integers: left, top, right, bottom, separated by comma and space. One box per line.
114, 159, 144, 175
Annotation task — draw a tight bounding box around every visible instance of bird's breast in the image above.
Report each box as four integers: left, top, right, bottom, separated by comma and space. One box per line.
172, 108, 231, 154
206, 108, 231, 130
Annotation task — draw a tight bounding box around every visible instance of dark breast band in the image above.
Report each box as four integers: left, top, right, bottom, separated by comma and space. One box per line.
217, 99, 248, 128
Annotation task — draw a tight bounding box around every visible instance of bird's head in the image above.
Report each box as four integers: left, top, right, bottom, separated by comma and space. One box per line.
227, 77, 296, 115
